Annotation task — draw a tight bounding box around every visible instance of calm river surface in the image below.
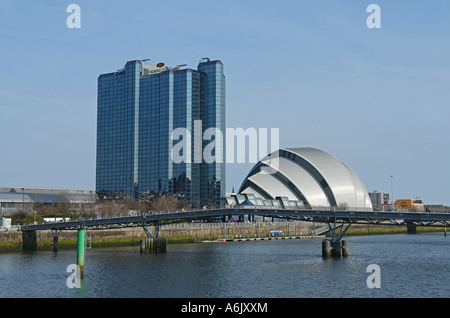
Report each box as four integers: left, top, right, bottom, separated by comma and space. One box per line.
1, 232, 450, 298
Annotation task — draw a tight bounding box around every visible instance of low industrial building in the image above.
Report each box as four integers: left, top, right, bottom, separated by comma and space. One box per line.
396, 198, 425, 212
0, 186, 95, 216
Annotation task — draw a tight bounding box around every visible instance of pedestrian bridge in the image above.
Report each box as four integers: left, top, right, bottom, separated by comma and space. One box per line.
19, 207, 450, 232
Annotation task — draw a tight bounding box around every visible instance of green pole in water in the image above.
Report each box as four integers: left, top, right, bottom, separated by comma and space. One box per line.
77, 229, 86, 278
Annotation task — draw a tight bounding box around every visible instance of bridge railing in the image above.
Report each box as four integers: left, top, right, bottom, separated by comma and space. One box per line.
163, 220, 317, 228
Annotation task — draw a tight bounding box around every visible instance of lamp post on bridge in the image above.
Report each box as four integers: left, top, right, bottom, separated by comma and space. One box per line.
390, 175, 394, 211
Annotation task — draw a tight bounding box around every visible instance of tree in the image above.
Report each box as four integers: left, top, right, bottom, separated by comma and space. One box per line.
151, 194, 187, 212
95, 201, 128, 218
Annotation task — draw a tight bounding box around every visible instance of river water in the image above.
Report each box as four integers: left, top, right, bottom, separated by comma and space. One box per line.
1, 232, 450, 299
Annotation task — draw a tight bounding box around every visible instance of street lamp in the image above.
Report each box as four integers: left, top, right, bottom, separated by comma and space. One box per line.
390, 175, 394, 211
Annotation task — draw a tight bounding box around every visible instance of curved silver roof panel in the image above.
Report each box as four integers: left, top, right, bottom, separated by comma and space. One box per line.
241, 171, 298, 201
238, 147, 373, 211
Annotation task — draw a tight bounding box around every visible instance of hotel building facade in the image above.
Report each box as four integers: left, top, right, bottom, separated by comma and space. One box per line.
96, 58, 225, 207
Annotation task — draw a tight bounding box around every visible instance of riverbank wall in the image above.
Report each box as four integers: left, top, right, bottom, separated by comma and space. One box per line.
0, 222, 315, 252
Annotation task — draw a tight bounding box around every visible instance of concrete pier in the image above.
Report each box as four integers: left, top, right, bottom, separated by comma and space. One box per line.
322, 239, 348, 258
407, 224, 417, 234
154, 238, 167, 253
140, 239, 146, 254
53, 234, 59, 252
140, 237, 167, 254
322, 239, 331, 257
342, 240, 348, 257
22, 230, 37, 251
331, 241, 342, 257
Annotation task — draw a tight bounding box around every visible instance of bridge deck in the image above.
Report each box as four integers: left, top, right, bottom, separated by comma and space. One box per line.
19, 207, 450, 232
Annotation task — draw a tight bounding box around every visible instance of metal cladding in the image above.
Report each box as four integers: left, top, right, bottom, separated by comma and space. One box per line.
238, 147, 373, 211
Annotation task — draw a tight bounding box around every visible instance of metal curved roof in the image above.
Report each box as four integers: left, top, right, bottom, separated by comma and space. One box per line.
238, 147, 373, 210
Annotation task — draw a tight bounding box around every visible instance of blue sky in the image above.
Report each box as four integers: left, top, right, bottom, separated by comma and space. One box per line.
1, 1, 449, 205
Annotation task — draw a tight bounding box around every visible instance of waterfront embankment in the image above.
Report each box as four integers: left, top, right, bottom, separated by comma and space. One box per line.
0, 222, 445, 252
0, 222, 315, 252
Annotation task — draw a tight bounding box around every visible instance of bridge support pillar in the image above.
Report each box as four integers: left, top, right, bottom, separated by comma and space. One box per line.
342, 240, 348, 257
154, 237, 167, 253
140, 239, 146, 254
323, 240, 347, 258
52, 229, 61, 252
322, 239, 331, 257
22, 230, 37, 251
331, 240, 342, 257
322, 220, 352, 258
141, 223, 167, 254
77, 229, 86, 278
140, 237, 167, 254
53, 235, 59, 252
407, 224, 417, 234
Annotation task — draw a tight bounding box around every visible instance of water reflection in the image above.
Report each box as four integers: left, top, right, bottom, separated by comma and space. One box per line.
1, 233, 450, 298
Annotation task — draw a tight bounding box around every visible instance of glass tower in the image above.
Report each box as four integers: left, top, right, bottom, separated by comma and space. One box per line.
96, 59, 225, 207
198, 61, 226, 208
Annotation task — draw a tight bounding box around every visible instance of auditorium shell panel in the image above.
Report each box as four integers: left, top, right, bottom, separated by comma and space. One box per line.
238, 147, 373, 211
